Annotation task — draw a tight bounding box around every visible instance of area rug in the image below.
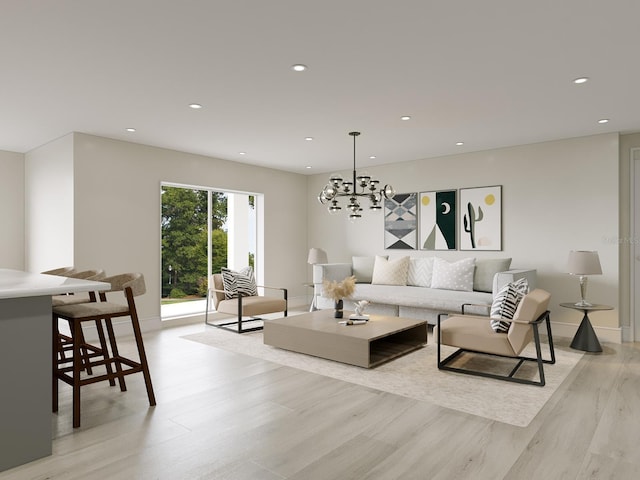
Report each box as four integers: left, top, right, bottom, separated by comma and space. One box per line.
181, 327, 583, 427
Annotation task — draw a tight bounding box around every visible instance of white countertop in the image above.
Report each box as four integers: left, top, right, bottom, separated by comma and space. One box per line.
0, 269, 110, 299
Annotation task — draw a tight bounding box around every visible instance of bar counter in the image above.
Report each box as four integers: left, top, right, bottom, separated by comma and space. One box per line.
0, 269, 110, 472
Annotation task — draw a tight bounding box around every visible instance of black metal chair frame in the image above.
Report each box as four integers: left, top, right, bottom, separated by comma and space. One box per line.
437, 310, 556, 387
205, 285, 288, 334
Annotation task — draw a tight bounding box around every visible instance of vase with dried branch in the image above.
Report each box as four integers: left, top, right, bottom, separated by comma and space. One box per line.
323, 275, 356, 318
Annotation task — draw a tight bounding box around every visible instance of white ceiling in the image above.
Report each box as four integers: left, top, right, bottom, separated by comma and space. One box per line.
1, 0, 639, 175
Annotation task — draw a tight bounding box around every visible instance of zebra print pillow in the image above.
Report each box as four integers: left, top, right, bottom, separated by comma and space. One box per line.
221, 267, 258, 299
490, 277, 529, 333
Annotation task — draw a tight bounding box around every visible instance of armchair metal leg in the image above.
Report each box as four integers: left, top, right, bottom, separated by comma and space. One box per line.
437, 312, 556, 387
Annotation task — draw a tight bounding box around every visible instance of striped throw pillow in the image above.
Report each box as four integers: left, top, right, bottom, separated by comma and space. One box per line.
221, 267, 258, 299
490, 277, 529, 333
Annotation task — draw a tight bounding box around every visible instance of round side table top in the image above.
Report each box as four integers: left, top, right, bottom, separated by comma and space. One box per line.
560, 303, 613, 313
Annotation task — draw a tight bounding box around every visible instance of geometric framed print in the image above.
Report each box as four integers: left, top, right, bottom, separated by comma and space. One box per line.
384, 193, 418, 249
419, 190, 457, 250
459, 185, 502, 251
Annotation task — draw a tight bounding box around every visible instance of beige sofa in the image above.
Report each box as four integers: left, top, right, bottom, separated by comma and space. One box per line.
313, 256, 536, 324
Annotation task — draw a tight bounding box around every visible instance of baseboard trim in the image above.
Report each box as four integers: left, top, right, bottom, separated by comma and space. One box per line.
551, 320, 622, 344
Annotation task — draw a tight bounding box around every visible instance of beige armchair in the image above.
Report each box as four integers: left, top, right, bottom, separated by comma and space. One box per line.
435, 288, 555, 386
205, 273, 288, 333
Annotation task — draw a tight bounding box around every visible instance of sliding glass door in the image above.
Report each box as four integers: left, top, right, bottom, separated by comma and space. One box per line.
161, 184, 257, 319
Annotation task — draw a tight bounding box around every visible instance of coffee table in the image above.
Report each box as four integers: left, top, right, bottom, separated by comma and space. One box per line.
263, 310, 427, 368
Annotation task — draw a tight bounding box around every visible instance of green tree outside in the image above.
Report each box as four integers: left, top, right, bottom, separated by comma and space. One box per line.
161, 186, 228, 298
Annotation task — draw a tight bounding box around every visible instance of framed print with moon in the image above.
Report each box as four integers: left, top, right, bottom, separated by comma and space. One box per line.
419, 190, 457, 250
459, 185, 502, 251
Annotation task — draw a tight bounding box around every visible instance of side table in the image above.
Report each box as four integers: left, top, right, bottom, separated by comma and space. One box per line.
559, 303, 613, 353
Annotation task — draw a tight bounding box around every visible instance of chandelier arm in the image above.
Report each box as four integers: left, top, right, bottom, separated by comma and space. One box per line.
352, 132, 357, 193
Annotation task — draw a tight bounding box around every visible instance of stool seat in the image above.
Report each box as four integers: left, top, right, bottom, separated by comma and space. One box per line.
53, 301, 131, 318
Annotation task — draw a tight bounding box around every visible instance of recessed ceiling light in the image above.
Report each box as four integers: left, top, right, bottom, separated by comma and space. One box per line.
598, 118, 609, 124
401, 116, 411, 121
456, 142, 464, 146
305, 137, 314, 141
189, 103, 203, 109
239, 152, 246, 155
125, 128, 136, 132
291, 64, 308, 72
305, 166, 312, 169
573, 77, 589, 84
369, 155, 376, 159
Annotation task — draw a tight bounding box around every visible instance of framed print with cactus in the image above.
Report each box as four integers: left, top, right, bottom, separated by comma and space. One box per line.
459, 186, 502, 251
419, 190, 457, 250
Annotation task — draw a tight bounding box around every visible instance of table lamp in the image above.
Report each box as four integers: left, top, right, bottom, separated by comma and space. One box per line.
567, 250, 602, 307
307, 247, 328, 265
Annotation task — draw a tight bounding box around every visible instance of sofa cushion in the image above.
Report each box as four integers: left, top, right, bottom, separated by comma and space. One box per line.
221, 266, 258, 299
407, 257, 434, 287
371, 256, 410, 286
352, 256, 384, 283
490, 277, 529, 332
473, 258, 512, 292
353, 283, 492, 312
431, 257, 476, 292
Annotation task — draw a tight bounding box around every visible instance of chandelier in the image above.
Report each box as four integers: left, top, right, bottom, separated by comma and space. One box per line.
318, 131, 395, 220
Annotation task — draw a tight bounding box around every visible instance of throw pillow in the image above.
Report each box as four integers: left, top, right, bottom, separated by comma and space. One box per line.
473, 258, 512, 293
352, 256, 385, 283
407, 257, 435, 287
371, 256, 410, 286
490, 277, 529, 333
221, 266, 258, 299
431, 257, 476, 292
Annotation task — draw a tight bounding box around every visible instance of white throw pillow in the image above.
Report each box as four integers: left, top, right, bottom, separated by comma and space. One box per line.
407, 257, 434, 287
371, 256, 410, 286
431, 257, 476, 292
490, 277, 529, 333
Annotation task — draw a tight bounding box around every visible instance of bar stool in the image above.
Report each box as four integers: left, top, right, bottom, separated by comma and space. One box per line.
52, 272, 156, 428
41, 266, 76, 276
53, 270, 108, 376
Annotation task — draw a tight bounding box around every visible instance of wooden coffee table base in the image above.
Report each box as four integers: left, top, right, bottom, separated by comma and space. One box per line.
263, 310, 427, 368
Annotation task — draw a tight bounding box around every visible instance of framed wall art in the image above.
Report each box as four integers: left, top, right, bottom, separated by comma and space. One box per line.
419, 190, 456, 250
459, 185, 502, 251
384, 193, 417, 249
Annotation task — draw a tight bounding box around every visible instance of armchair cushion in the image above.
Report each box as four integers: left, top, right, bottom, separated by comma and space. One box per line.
221, 267, 258, 299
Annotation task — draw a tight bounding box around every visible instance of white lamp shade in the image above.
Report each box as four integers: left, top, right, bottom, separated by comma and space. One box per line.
307, 248, 328, 265
567, 250, 602, 275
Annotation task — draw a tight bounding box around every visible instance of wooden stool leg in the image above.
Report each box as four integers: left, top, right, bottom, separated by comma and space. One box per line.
104, 318, 127, 392
95, 318, 116, 387
130, 309, 156, 406
72, 319, 82, 428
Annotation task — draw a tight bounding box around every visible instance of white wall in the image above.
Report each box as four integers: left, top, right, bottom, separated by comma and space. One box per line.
0, 150, 25, 270
24, 134, 74, 273
72, 133, 308, 326
619, 132, 640, 338
307, 133, 620, 329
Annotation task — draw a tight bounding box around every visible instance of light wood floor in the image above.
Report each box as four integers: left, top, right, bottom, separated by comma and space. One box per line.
2, 321, 639, 480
